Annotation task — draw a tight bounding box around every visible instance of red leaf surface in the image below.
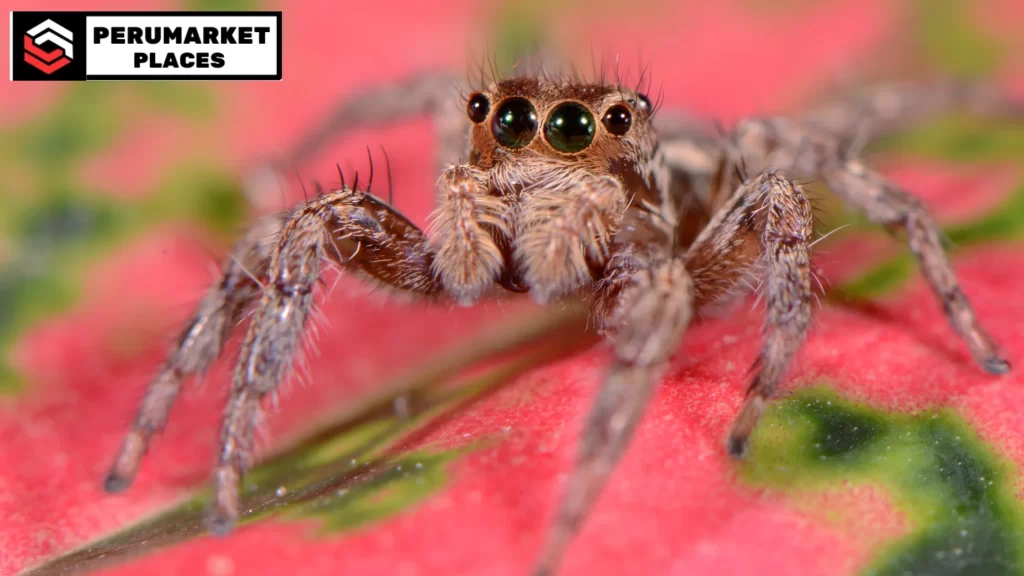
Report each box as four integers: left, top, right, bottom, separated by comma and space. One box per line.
2, 1, 1023, 575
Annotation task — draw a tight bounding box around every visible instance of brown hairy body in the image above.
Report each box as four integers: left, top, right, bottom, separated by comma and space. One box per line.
104, 69, 1015, 575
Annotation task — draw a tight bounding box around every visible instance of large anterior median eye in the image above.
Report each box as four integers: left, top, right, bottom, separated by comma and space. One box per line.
543, 102, 595, 153
491, 97, 538, 149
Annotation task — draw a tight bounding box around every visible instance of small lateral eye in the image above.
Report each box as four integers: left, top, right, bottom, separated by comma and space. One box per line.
636, 93, 651, 112
467, 93, 490, 123
602, 105, 633, 136
492, 97, 538, 149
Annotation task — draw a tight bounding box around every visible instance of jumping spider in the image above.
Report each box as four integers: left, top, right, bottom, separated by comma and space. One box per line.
104, 68, 1015, 574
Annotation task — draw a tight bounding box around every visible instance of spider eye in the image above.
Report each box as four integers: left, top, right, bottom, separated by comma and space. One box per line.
602, 105, 633, 136
544, 102, 595, 153
636, 93, 652, 112
491, 97, 538, 149
467, 93, 490, 123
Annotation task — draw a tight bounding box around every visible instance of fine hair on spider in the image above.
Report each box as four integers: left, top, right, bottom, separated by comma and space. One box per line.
104, 56, 1016, 576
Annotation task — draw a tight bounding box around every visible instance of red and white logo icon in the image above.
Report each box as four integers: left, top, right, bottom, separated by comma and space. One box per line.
23, 19, 74, 74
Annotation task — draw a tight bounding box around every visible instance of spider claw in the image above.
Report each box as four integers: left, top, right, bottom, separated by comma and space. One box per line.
103, 472, 132, 494
206, 511, 236, 537
727, 395, 766, 460
532, 564, 555, 576
725, 432, 749, 460
104, 430, 146, 493
532, 530, 570, 576
209, 465, 241, 536
983, 356, 1012, 375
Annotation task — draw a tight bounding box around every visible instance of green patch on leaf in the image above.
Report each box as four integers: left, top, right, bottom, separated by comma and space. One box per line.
945, 183, 1024, 246
140, 166, 248, 234
742, 387, 1024, 575
5, 84, 123, 170
834, 254, 917, 301
491, 1, 547, 75
132, 82, 218, 118
737, 0, 830, 17
0, 361, 24, 394
0, 259, 79, 394
875, 116, 1024, 162
184, 0, 260, 10
915, 0, 1006, 78
16, 192, 126, 249
288, 450, 462, 535
0, 168, 245, 394
804, 397, 886, 460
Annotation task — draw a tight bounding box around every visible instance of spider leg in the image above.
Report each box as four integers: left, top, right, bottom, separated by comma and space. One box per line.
244, 73, 467, 207
208, 189, 442, 532
104, 217, 278, 493
800, 78, 1024, 146
734, 116, 1010, 375
651, 110, 716, 144
685, 171, 815, 457
516, 175, 627, 303
822, 160, 1010, 374
430, 165, 511, 305
534, 251, 694, 576
209, 171, 506, 532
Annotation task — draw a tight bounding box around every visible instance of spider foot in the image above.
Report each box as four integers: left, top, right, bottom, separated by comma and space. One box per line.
982, 356, 1012, 375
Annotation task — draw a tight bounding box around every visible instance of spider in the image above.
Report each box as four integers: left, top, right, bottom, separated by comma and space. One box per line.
103, 67, 1015, 575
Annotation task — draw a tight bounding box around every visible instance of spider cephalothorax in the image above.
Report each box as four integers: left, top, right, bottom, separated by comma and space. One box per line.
432, 78, 663, 306
104, 69, 1014, 576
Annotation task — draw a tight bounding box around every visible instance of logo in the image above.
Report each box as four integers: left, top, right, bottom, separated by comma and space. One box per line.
23, 19, 74, 74
11, 12, 86, 81
11, 11, 281, 81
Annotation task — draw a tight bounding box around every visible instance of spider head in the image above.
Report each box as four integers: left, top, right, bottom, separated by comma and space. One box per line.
463, 77, 656, 186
